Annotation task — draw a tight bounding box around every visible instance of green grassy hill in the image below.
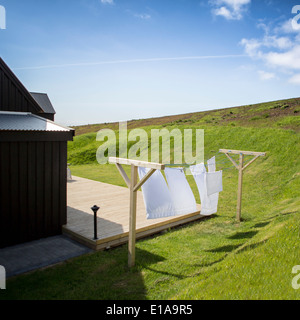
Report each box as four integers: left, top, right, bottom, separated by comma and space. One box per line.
2, 97, 300, 300
70, 97, 300, 136
67, 97, 300, 165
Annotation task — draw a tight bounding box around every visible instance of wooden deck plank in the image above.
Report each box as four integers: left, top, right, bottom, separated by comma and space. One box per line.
63, 176, 203, 250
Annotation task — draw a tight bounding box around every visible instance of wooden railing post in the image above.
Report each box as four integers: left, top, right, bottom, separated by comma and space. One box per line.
109, 157, 165, 268
236, 153, 244, 222
219, 149, 266, 222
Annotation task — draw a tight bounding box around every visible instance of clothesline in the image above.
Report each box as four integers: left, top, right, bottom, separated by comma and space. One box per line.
164, 161, 234, 169
164, 152, 256, 171
139, 156, 223, 220
110, 149, 266, 268
165, 152, 255, 165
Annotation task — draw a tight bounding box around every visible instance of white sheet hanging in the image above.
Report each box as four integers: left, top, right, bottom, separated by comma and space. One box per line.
138, 167, 175, 219
206, 156, 221, 210
190, 163, 215, 216
165, 167, 197, 215
206, 171, 223, 196
190, 157, 222, 216
207, 156, 216, 173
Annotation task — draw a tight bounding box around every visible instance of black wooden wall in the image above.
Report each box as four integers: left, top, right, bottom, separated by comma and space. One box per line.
0, 58, 43, 114
0, 139, 68, 248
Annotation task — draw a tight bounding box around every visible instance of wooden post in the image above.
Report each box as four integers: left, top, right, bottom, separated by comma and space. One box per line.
108, 157, 165, 267
219, 149, 266, 222
236, 153, 244, 222
128, 164, 138, 268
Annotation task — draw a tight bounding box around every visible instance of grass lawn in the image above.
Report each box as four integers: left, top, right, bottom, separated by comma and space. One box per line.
1, 101, 300, 300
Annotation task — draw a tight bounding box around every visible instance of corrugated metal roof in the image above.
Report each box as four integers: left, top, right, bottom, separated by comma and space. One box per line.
0, 112, 72, 132
30, 92, 56, 114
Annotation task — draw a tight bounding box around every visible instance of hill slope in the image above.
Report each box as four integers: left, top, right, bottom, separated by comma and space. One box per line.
71, 97, 300, 136
3, 97, 300, 300
66, 97, 300, 299
67, 97, 300, 166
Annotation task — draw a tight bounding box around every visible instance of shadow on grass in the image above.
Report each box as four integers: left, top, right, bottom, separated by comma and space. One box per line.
142, 266, 186, 280
257, 211, 298, 223
236, 239, 269, 254
206, 244, 242, 253
227, 231, 258, 240
2, 246, 165, 300
135, 247, 166, 267
252, 222, 270, 229
105, 247, 166, 300
281, 211, 299, 216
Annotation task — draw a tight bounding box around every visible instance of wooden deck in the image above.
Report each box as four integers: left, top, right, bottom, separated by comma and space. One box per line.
63, 176, 203, 250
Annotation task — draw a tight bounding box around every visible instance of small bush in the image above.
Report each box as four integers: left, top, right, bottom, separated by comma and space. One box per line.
250, 116, 261, 121
281, 104, 289, 110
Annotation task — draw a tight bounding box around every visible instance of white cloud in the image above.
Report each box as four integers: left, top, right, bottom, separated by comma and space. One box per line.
265, 45, 300, 70
134, 13, 151, 20
241, 18, 300, 85
240, 35, 293, 59
213, 6, 234, 20
276, 19, 298, 34
125, 9, 151, 20
13, 55, 246, 71
100, 0, 114, 5
258, 70, 276, 81
289, 73, 300, 85
240, 38, 262, 57
210, 0, 251, 20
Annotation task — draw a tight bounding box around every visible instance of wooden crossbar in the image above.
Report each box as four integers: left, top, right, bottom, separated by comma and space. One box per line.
108, 157, 164, 267
115, 163, 131, 188
133, 169, 156, 192
109, 157, 165, 170
219, 149, 266, 157
219, 149, 266, 221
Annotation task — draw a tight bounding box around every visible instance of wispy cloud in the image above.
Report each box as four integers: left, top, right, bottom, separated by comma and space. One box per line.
210, 0, 251, 20
240, 34, 293, 57
258, 70, 276, 81
276, 19, 298, 34
125, 9, 151, 20
134, 13, 151, 20
240, 18, 300, 84
12, 55, 247, 71
100, 0, 114, 5
289, 73, 300, 84
265, 45, 300, 70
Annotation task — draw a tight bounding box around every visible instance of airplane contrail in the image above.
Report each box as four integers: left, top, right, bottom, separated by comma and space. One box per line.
13, 54, 247, 70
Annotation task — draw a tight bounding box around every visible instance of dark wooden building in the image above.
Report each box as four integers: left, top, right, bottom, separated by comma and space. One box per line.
0, 57, 74, 248
30, 92, 56, 121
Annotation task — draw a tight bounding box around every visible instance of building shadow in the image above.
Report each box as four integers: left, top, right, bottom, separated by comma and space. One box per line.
87, 246, 166, 300
66, 206, 125, 241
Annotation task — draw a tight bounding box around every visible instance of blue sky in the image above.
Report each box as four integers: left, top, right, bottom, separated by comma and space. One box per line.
0, 0, 300, 126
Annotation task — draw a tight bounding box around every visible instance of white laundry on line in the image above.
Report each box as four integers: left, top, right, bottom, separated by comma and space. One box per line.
138, 166, 198, 219
138, 157, 223, 219
165, 167, 197, 215
206, 171, 223, 196
190, 157, 222, 216
138, 167, 175, 219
